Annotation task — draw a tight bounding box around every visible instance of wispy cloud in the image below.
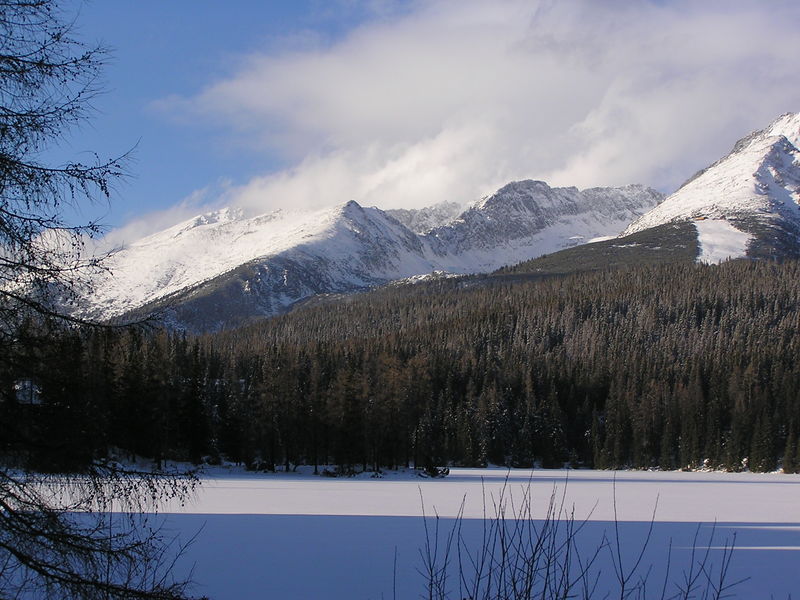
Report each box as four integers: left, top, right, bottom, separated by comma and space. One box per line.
154, 0, 800, 216
94, 185, 229, 251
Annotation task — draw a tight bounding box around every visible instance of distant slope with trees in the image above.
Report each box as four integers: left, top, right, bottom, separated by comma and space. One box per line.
16, 259, 800, 475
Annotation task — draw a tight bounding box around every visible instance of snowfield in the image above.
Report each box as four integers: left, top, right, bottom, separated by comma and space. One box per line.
155, 468, 800, 599
695, 219, 752, 264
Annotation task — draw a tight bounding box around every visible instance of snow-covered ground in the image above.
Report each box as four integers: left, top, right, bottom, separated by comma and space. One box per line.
156, 468, 800, 599
695, 219, 752, 264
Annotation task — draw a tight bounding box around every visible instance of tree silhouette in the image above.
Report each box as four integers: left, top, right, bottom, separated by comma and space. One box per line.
0, 2, 199, 598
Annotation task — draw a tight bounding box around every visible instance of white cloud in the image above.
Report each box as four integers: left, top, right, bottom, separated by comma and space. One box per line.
155, 0, 800, 215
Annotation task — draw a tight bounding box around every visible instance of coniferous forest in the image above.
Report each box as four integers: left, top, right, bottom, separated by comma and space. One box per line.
4, 259, 800, 475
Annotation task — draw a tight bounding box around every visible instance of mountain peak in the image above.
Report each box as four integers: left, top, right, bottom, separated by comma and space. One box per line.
474, 179, 561, 211
498, 179, 550, 192
764, 111, 800, 146
385, 201, 464, 234
338, 199, 368, 220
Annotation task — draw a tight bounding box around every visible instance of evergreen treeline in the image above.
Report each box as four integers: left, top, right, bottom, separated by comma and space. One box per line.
4, 260, 800, 474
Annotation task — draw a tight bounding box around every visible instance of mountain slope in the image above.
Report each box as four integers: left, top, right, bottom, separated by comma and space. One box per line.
496, 112, 800, 276
423, 181, 662, 272
623, 112, 800, 261
86, 201, 435, 326
501, 221, 699, 276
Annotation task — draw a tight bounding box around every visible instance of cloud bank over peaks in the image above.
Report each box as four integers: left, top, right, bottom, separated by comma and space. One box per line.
153, 0, 800, 219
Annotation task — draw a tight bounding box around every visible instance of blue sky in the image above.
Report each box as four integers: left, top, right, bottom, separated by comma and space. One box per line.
59, 1, 800, 245
67, 1, 402, 228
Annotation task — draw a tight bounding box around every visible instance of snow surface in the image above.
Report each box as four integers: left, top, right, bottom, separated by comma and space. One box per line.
695, 219, 752, 264
152, 468, 800, 599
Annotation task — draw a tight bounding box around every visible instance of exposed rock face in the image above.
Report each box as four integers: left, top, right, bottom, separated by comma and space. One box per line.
386, 201, 464, 234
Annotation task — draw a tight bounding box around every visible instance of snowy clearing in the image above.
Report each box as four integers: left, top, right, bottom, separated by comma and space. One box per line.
695, 219, 751, 264
154, 468, 800, 599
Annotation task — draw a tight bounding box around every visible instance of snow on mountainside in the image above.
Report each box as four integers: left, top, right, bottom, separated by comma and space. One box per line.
84, 200, 433, 322
695, 219, 751, 264
386, 201, 464, 234
79, 180, 662, 328
624, 112, 800, 249
425, 181, 662, 273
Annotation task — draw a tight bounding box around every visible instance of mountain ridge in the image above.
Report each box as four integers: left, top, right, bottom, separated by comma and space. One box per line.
82, 180, 661, 330
78, 111, 800, 331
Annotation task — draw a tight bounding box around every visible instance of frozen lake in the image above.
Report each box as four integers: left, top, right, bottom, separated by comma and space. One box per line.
159, 468, 800, 599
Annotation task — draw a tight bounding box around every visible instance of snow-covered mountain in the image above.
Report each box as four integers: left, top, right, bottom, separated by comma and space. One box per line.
81, 181, 661, 330
78, 111, 800, 330
623, 112, 800, 262
84, 201, 435, 328
426, 182, 662, 272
